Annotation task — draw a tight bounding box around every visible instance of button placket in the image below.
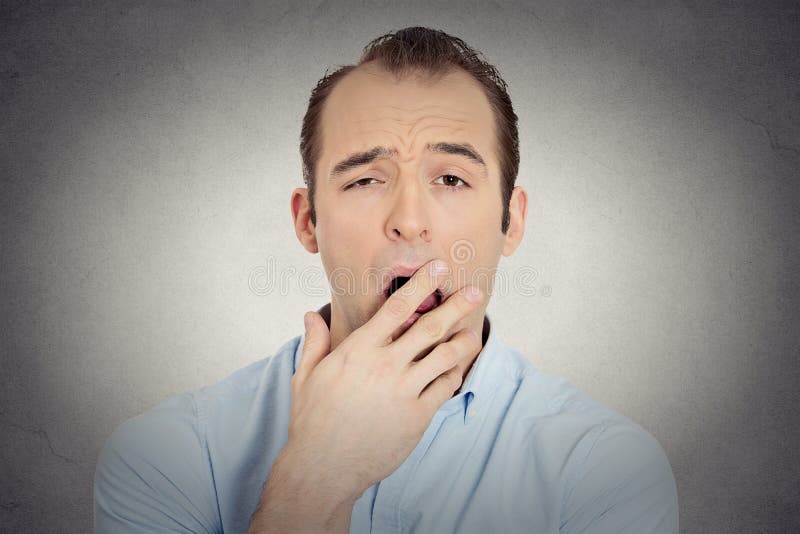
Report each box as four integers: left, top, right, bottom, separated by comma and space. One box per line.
370, 408, 453, 533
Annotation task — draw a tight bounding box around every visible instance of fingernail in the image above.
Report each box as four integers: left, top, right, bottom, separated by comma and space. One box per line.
465, 286, 482, 302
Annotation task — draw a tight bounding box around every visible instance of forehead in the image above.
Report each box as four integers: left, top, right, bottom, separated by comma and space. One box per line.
318, 64, 497, 172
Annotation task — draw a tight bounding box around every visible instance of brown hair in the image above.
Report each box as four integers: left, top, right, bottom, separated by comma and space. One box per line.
300, 26, 519, 233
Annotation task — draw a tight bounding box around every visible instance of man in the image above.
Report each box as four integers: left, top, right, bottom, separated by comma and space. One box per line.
95, 27, 678, 533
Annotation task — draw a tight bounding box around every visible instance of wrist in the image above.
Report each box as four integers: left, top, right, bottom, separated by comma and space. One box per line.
249, 446, 361, 533
272, 446, 363, 506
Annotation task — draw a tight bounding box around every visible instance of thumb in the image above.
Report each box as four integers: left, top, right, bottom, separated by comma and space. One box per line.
295, 311, 331, 385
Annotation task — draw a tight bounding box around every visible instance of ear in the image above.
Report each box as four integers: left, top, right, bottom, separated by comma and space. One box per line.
291, 187, 319, 253
502, 186, 528, 257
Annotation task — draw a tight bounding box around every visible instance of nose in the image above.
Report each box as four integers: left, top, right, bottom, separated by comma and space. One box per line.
385, 180, 432, 244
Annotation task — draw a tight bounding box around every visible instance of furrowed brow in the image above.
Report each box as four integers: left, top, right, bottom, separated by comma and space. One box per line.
329, 146, 398, 180
426, 142, 487, 178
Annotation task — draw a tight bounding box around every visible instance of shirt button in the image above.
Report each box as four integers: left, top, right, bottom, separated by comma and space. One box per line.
467, 408, 478, 419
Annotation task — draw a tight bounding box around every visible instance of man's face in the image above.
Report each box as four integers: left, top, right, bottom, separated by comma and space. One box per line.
293, 62, 526, 345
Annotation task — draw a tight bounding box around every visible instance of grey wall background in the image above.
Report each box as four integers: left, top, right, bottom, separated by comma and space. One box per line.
1, 1, 798, 532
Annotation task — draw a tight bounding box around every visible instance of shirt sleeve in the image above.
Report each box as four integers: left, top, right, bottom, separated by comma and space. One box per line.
560, 421, 679, 534
94, 393, 221, 533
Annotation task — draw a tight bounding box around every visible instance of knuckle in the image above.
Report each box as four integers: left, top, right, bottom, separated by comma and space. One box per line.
303, 337, 320, 352
455, 292, 474, 315
449, 369, 463, 389
387, 297, 410, 318
418, 313, 443, 339
463, 328, 481, 351
438, 345, 458, 368
369, 354, 394, 380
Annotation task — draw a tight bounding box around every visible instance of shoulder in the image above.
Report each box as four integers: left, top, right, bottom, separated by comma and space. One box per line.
499, 346, 628, 432
97, 393, 203, 478
497, 347, 678, 532
94, 335, 302, 533
558, 415, 679, 533
501, 346, 665, 450
97, 334, 302, 467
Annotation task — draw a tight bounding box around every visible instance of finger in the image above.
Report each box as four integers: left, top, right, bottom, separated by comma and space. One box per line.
363, 259, 449, 345
408, 328, 481, 398
391, 285, 483, 364
417, 361, 466, 415
293, 311, 331, 388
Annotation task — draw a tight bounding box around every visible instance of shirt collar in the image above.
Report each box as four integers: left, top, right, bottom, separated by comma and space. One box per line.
293, 304, 506, 425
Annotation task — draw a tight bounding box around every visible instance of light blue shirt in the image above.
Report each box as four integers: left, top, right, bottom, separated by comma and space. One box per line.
95, 306, 678, 533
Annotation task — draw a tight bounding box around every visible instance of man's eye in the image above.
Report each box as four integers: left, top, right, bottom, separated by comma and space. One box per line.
345, 178, 380, 189
434, 174, 469, 188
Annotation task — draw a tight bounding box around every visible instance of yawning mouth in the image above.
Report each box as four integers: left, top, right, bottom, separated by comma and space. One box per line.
385, 276, 444, 314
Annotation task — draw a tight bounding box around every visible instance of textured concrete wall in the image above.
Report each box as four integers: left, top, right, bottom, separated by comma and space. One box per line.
1, 1, 798, 532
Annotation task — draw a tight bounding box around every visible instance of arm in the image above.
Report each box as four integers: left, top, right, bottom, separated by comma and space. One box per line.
247, 260, 485, 532
247, 447, 359, 534
94, 393, 220, 533
560, 422, 679, 534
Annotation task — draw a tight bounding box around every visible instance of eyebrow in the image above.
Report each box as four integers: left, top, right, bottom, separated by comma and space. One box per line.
427, 142, 486, 169
330, 146, 398, 179
329, 142, 487, 180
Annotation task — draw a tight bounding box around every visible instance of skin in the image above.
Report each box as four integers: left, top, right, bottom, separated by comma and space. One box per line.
294, 62, 527, 368
249, 62, 527, 533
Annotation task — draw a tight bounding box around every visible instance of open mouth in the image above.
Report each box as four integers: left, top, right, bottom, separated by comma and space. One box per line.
385, 275, 444, 314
